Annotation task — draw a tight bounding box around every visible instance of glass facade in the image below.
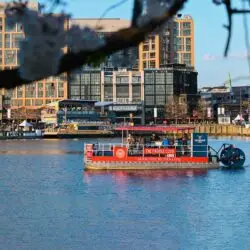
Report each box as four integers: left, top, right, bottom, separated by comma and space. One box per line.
69, 70, 101, 101
144, 66, 198, 121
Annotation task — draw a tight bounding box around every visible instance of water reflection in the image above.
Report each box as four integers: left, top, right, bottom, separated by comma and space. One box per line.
84, 169, 208, 182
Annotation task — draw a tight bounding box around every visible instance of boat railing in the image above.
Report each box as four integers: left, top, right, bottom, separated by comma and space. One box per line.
85, 143, 210, 158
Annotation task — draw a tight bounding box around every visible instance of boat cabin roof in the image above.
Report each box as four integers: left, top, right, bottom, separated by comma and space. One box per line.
115, 126, 195, 132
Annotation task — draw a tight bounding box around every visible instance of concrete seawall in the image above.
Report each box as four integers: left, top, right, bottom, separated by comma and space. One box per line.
194, 125, 250, 136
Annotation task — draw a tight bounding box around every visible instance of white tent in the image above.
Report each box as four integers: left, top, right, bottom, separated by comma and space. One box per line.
233, 114, 244, 121
19, 120, 33, 127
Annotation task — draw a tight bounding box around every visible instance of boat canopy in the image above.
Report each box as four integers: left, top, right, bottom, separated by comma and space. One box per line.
114, 126, 195, 132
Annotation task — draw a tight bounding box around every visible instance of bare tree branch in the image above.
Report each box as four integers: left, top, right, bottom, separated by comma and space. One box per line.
0, 0, 187, 89
131, 0, 143, 27
242, 0, 250, 75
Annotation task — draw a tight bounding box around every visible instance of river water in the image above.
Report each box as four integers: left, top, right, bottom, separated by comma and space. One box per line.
0, 137, 250, 250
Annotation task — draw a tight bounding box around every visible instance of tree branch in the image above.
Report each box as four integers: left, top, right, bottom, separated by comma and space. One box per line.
131, 0, 143, 27
0, 0, 187, 89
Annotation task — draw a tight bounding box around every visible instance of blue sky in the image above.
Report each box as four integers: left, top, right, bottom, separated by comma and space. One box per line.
42, 0, 250, 87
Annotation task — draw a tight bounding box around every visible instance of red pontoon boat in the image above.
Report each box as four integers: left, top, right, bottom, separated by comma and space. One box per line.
84, 126, 246, 170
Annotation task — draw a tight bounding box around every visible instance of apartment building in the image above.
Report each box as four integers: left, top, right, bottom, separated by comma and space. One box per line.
139, 14, 194, 71
0, 1, 68, 113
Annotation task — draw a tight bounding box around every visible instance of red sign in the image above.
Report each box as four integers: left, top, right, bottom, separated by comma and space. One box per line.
114, 146, 127, 159
144, 148, 176, 157
85, 144, 93, 159
91, 156, 209, 163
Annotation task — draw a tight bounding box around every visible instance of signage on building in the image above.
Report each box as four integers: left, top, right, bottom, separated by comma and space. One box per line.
7, 109, 11, 119
154, 108, 157, 118
207, 107, 212, 118
217, 107, 225, 115
109, 105, 138, 111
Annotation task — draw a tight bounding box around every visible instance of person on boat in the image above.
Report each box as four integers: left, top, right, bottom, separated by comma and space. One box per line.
150, 133, 160, 143
126, 134, 135, 148
181, 133, 189, 155
162, 137, 169, 147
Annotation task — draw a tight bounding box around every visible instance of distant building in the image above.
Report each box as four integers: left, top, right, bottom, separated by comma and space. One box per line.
144, 64, 198, 123
139, 14, 195, 71
41, 99, 115, 124
199, 85, 250, 121
69, 68, 145, 124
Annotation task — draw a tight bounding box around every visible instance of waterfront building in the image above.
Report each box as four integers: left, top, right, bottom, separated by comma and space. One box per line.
199, 85, 250, 122
0, 1, 68, 120
69, 67, 144, 124
41, 99, 115, 124
144, 64, 198, 123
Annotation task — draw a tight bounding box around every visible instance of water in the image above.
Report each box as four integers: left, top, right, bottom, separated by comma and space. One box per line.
0, 137, 250, 250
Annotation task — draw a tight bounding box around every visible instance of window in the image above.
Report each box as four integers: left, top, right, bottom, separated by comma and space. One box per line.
116, 85, 129, 98
4, 34, 11, 48
166, 85, 173, 95
4, 50, 16, 65
145, 95, 155, 105
0, 50, 2, 64
116, 76, 129, 84
12, 34, 23, 48
70, 85, 80, 97
155, 96, 166, 105
91, 73, 100, 85
17, 86, 23, 98
0, 18, 2, 31
143, 44, 149, 51
186, 38, 191, 45
132, 76, 141, 83
145, 85, 154, 94
156, 85, 165, 95
58, 82, 65, 98
0, 34, 2, 48
37, 82, 43, 98
104, 86, 113, 99
155, 73, 165, 84
183, 29, 191, 36
149, 61, 155, 68
25, 83, 36, 98
150, 52, 155, 58
132, 85, 141, 99
186, 45, 191, 51
145, 72, 155, 85
34, 99, 43, 106
46, 83, 56, 97
81, 73, 90, 85
183, 22, 191, 28
104, 76, 112, 84
91, 85, 100, 96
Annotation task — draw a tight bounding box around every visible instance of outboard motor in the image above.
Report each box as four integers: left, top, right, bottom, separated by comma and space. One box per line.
219, 144, 245, 168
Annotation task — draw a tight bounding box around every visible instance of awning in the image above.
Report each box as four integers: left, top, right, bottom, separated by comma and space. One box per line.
114, 126, 195, 132
94, 101, 113, 107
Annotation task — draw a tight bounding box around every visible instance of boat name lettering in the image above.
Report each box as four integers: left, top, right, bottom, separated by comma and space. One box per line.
144, 148, 176, 155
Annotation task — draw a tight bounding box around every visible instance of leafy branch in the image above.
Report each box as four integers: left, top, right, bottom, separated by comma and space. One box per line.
0, 0, 187, 89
